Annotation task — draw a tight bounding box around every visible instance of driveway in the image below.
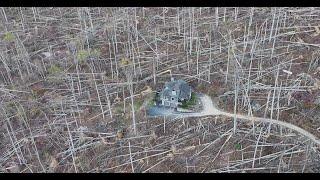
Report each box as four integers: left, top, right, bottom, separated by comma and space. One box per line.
147, 94, 221, 118
146, 94, 320, 145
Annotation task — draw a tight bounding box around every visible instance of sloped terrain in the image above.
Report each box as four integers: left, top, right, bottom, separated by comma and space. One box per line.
0, 7, 320, 173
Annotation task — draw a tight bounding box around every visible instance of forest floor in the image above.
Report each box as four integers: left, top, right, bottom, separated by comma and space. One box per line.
1, 7, 320, 173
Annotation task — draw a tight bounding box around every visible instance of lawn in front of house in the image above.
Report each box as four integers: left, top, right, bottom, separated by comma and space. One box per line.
179, 92, 197, 109
147, 92, 156, 106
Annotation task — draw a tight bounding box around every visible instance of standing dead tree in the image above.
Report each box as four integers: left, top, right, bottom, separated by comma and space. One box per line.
0, 7, 320, 173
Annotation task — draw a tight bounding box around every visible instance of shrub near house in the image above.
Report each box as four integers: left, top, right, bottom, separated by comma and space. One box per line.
179, 92, 197, 109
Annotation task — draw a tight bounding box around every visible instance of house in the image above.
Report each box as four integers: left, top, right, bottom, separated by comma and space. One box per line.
159, 78, 192, 108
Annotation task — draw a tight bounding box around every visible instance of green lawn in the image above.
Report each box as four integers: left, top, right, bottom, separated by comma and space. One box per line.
179, 92, 197, 109
147, 92, 158, 106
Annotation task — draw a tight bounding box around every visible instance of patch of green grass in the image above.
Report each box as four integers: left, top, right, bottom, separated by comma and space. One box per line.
77, 50, 90, 63
114, 105, 124, 114
47, 65, 63, 75
147, 97, 156, 106
76, 49, 100, 64
147, 92, 159, 107
179, 92, 197, 109
3, 32, 15, 41
191, 51, 198, 56
235, 143, 241, 150
91, 49, 100, 56
133, 99, 144, 111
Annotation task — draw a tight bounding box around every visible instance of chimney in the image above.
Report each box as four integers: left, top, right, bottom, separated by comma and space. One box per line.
172, 89, 176, 96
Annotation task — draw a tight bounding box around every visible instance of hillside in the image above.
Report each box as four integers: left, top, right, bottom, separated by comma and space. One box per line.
0, 7, 319, 173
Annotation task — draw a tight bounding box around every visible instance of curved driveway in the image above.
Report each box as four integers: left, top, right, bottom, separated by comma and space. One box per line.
148, 94, 320, 146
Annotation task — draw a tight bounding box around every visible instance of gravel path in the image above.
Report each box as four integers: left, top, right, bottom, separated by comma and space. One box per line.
148, 94, 320, 146
178, 95, 220, 117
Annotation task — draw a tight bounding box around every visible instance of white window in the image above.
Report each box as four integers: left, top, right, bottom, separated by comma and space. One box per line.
172, 89, 176, 96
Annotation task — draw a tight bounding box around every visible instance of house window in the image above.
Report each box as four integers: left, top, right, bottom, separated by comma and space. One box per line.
172, 89, 176, 96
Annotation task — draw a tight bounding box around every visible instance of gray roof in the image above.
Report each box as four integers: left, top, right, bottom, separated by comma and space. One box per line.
161, 79, 191, 100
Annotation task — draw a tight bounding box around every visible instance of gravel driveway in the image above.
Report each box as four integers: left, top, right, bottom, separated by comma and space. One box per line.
146, 94, 320, 145
147, 94, 221, 118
